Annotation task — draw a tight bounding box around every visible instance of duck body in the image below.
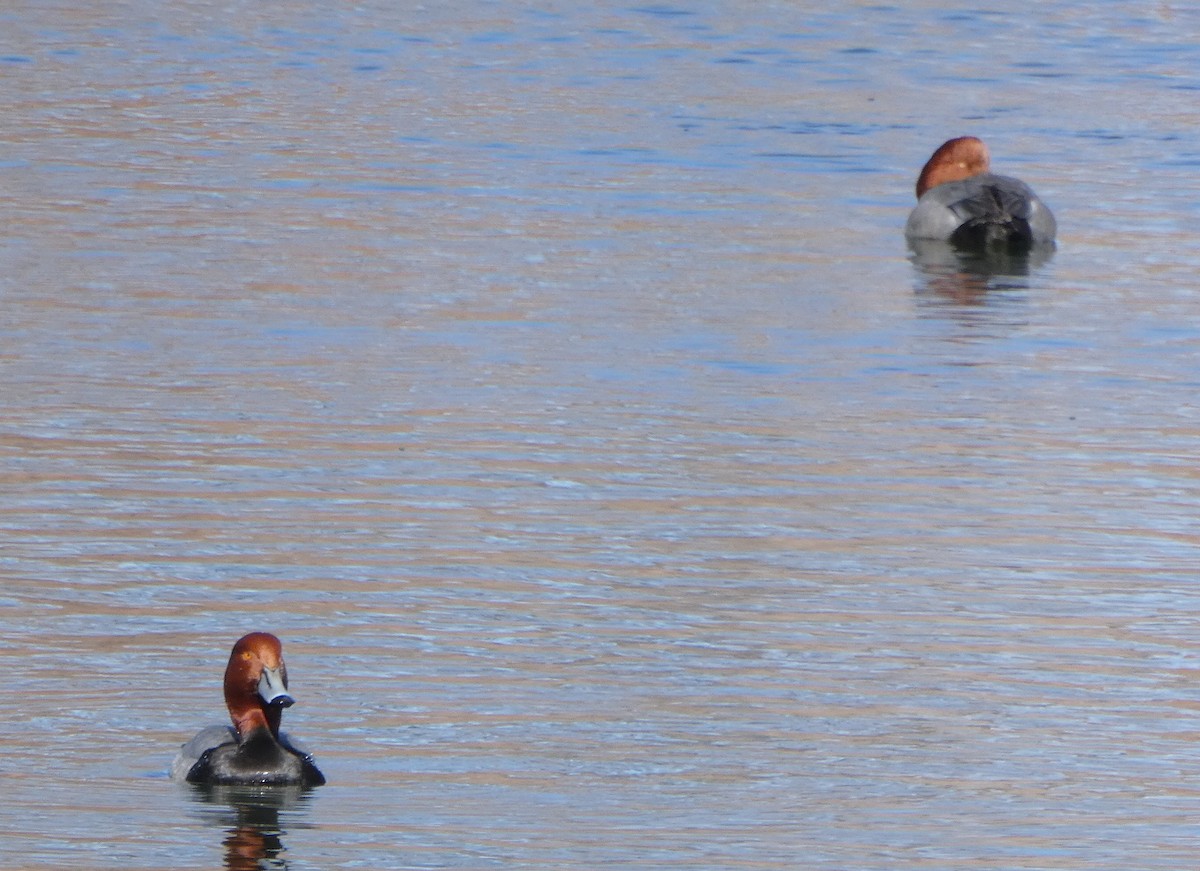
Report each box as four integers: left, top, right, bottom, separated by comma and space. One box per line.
906, 172, 1056, 250
172, 724, 326, 786
905, 137, 1056, 253
171, 632, 326, 788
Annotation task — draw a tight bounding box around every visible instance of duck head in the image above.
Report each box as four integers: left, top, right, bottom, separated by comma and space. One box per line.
915, 136, 991, 198
223, 632, 296, 740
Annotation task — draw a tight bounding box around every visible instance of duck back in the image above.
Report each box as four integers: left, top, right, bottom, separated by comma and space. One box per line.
906, 172, 1056, 251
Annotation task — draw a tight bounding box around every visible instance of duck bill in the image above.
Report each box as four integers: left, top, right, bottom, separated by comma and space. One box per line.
258, 666, 295, 708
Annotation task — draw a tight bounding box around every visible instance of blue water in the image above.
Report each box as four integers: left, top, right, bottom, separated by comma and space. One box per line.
4, 2, 1200, 869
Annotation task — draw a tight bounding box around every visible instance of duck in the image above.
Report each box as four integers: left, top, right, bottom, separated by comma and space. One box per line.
171, 632, 326, 787
905, 136, 1056, 251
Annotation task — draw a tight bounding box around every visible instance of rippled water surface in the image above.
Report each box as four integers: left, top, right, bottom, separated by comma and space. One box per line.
6, 2, 1200, 869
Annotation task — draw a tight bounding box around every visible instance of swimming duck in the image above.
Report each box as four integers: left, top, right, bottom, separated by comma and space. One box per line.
905, 136, 1056, 251
171, 632, 326, 787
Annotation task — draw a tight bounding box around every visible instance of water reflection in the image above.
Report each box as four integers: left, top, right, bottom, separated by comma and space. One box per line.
909, 238, 1055, 307
184, 783, 318, 871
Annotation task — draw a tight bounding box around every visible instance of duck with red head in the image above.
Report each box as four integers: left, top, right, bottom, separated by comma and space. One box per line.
905, 136, 1056, 252
171, 633, 326, 787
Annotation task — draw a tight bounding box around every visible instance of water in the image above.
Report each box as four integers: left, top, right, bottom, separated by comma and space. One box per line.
4, 1, 1200, 868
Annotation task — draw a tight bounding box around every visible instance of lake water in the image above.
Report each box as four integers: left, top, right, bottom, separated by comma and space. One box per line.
4, 1, 1200, 868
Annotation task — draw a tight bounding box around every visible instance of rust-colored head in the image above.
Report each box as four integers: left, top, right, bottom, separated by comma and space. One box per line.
223, 632, 295, 740
915, 136, 991, 199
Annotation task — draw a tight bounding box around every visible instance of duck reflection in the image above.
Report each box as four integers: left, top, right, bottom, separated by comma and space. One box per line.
185, 782, 317, 870
908, 238, 1054, 307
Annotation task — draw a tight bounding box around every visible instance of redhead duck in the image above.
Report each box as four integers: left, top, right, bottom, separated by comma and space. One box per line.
171, 632, 326, 787
905, 136, 1056, 251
